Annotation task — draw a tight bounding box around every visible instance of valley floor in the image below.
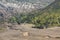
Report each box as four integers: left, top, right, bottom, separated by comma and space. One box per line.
0, 24, 60, 40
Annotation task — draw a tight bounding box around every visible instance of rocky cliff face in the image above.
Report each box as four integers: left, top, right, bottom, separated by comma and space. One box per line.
0, 0, 55, 12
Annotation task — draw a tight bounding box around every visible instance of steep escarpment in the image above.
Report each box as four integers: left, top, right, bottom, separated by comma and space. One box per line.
0, 0, 55, 12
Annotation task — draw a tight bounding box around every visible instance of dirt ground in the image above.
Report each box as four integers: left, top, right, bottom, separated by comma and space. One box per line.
0, 24, 60, 40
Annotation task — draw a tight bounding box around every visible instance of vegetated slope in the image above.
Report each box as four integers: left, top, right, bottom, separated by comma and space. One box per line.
10, 0, 60, 29
30, 0, 60, 28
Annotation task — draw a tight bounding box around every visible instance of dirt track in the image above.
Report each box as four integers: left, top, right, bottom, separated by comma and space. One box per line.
0, 24, 60, 40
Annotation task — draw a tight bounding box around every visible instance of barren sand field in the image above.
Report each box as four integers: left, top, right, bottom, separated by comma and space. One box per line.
0, 24, 60, 40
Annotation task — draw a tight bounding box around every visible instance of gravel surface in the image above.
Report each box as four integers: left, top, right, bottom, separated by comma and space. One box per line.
0, 24, 60, 40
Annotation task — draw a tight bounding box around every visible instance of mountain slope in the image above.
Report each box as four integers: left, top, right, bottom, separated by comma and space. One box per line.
0, 0, 55, 10
30, 0, 60, 28
0, 0, 55, 22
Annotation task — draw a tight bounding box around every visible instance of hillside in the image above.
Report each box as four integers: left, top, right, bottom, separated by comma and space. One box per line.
29, 0, 60, 28
0, 0, 55, 12
0, 0, 56, 24
0, 0, 60, 40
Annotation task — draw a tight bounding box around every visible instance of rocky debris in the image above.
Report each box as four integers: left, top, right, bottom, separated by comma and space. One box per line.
0, 23, 60, 40
0, 28, 60, 40
0, 0, 55, 13
23, 32, 29, 37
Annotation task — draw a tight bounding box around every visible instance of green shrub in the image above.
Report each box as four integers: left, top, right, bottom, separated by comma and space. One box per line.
9, 16, 17, 23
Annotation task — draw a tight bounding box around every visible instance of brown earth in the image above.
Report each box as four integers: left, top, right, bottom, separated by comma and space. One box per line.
0, 23, 60, 40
